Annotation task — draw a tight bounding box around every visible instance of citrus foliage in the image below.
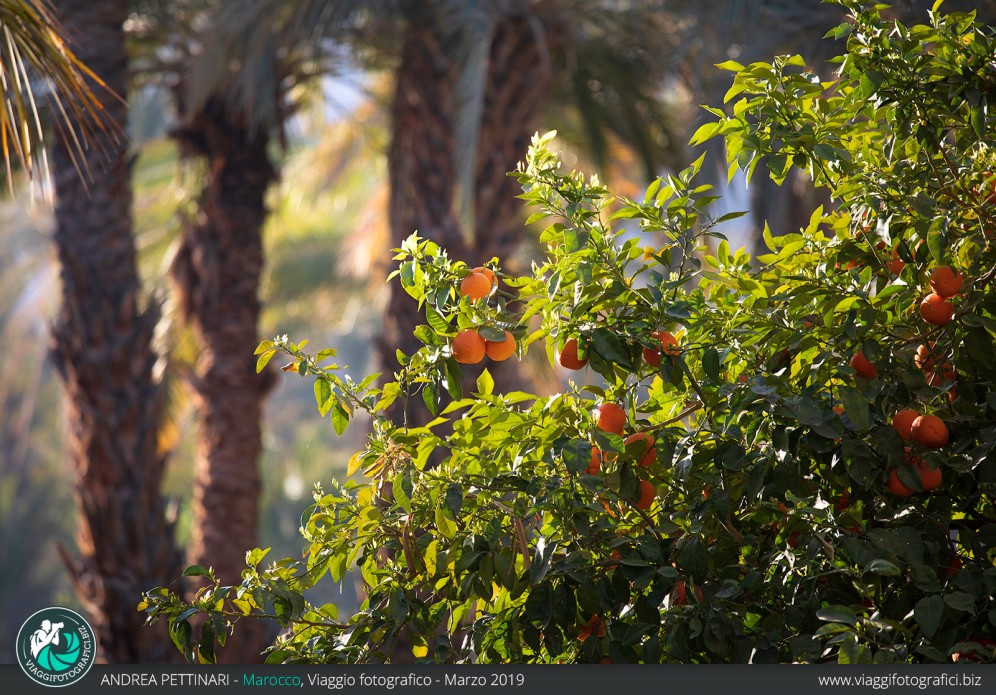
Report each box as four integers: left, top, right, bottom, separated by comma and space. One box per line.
142, 2, 996, 664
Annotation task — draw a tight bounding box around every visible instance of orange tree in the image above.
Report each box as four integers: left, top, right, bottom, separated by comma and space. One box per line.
142, 2, 996, 664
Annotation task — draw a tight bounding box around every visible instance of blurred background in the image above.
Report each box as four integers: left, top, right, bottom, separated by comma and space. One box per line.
1, 0, 991, 663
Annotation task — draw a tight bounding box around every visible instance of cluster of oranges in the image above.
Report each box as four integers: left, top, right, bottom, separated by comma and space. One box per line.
450, 267, 518, 365
846, 262, 965, 496
919, 265, 963, 326
590, 402, 658, 511
556, 330, 681, 372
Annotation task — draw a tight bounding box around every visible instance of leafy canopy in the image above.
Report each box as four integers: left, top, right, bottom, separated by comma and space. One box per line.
142, 1, 996, 664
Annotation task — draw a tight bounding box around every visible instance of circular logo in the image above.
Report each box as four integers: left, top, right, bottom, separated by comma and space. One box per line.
16, 608, 96, 687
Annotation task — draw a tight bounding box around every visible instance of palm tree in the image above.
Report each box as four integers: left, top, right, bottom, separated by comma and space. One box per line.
48, 0, 183, 663
168, 90, 278, 662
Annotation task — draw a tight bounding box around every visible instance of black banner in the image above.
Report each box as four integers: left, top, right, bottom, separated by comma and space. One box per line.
0, 664, 993, 695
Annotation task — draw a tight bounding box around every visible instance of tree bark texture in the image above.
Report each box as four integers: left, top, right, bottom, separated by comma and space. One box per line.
170, 95, 276, 663
50, 0, 183, 664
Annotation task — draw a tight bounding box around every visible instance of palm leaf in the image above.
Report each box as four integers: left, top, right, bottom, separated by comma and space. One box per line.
0, 0, 112, 191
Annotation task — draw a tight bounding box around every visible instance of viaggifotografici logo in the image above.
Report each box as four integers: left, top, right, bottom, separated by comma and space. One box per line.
16, 607, 96, 687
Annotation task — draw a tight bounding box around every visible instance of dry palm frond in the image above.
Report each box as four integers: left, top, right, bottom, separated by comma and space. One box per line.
0, 0, 113, 193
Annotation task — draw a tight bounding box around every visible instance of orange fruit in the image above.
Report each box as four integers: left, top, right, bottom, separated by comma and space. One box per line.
887, 468, 914, 496
577, 615, 606, 641
919, 293, 954, 325
484, 331, 516, 361
670, 579, 703, 605
608, 549, 622, 569
459, 272, 493, 301
624, 432, 656, 467
587, 448, 604, 475
929, 266, 964, 298
557, 338, 588, 370
914, 343, 937, 371
471, 266, 497, 289
892, 409, 920, 440
634, 480, 656, 510
887, 247, 905, 275
452, 329, 486, 364
911, 414, 949, 448
594, 402, 627, 435
643, 330, 679, 368
834, 490, 851, 514
909, 450, 942, 491
849, 351, 877, 379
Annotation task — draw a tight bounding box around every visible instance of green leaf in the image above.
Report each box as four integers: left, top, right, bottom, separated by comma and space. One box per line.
169, 619, 192, 655
426, 307, 451, 335
839, 386, 872, 431
445, 483, 463, 516
422, 381, 440, 416
817, 605, 858, 625
715, 60, 745, 72
702, 347, 720, 381
562, 439, 593, 475
915, 595, 944, 637
524, 583, 554, 628
444, 359, 463, 401
314, 379, 333, 416
478, 325, 507, 342
944, 592, 975, 613
183, 565, 213, 578
375, 382, 401, 412
866, 558, 902, 576
435, 507, 457, 539
255, 349, 276, 373
331, 401, 349, 436
476, 368, 494, 395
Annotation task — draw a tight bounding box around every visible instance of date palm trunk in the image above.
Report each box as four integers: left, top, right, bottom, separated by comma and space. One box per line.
383, 9, 565, 427
50, 0, 183, 663
170, 95, 277, 663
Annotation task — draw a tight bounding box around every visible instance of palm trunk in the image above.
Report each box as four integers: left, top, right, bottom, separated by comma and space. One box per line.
50, 0, 182, 663
170, 95, 276, 663
471, 11, 566, 395
383, 17, 467, 427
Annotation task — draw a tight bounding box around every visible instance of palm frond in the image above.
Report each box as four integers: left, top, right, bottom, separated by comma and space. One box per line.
184, 0, 399, 136
0, 0, 112, 191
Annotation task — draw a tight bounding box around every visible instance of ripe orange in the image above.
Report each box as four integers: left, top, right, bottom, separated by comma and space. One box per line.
471, 266, 497, 289
892, 409, 920, 440
887, 247, 905, 275
588, 448, 604, 475
911, 413, 949, 448
670, 579, 703, 605
452, 329, 486, 364
914, 343, 937, 371
459, 272, 493, 301
594, 402, 627, 435
643, 330, 679, 368
608, 549, 622, 569
886, 468, 914, 496
484, 331, 516, 361
909, 449, 942, 491
919, 293, 954, 325
624, 432, 656, 467
635, 480, 656, 510
834, 490, 851, 514
557, 338, 588, 370
929, 266, 964, 298
577, 615, 606, 641
849, 351, 877, 379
